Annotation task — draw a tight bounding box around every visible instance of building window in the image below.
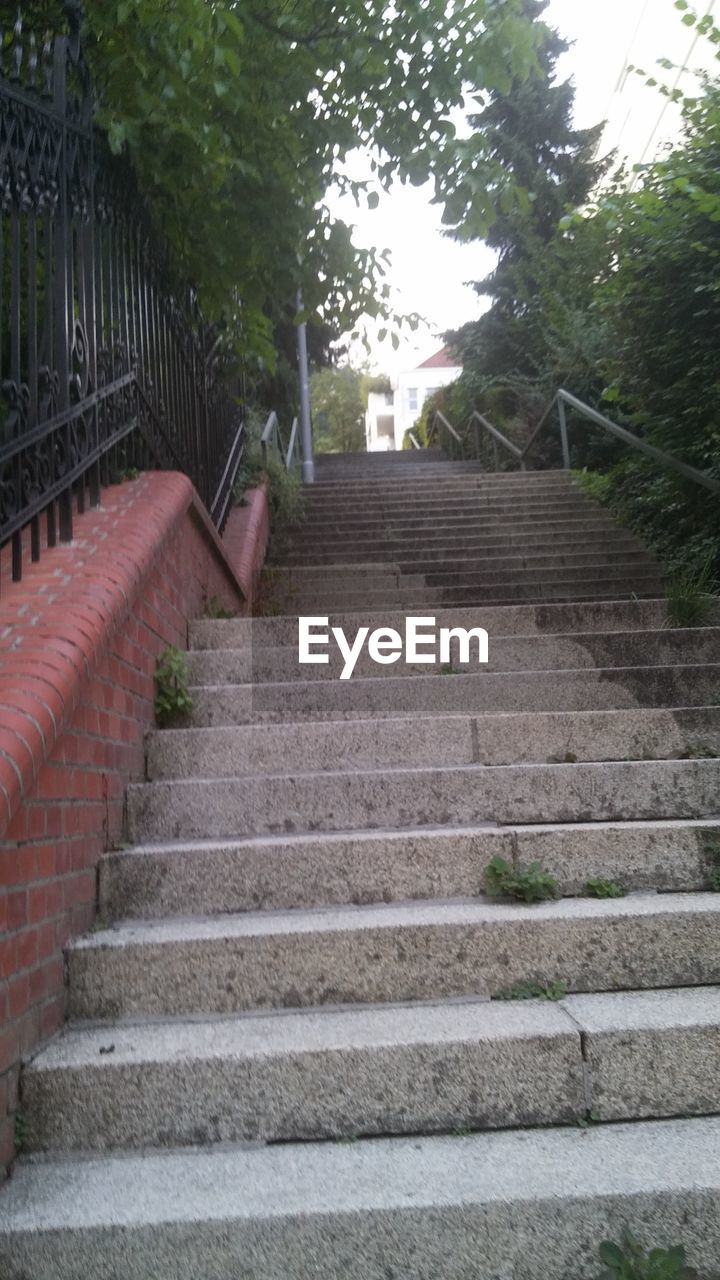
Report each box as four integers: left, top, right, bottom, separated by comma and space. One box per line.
408, 387, 418, 411
384, 391, 394, 406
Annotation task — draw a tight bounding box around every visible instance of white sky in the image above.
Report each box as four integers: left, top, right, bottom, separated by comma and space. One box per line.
331, 0, 717, 375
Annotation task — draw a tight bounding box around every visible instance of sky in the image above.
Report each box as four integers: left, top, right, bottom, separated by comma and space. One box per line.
330, 0, 718, 376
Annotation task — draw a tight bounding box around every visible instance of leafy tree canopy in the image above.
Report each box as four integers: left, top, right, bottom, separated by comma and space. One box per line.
32, 0, 541, 365
310, 365, 367, 453
445, 0, 610, 417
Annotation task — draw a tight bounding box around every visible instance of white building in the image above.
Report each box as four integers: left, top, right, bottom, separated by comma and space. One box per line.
365, 347, 462, 452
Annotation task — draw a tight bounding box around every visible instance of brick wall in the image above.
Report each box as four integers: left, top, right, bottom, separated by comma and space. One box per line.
222, 484, 270, 602
0, 472, 246, 1170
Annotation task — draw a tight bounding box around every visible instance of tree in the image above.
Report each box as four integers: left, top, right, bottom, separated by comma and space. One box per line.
447, 0, 609, 412
23, 0, 541, 366
310, 367, 366, 453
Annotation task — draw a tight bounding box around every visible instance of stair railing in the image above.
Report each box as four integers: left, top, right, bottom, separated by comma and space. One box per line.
426, 409, 464, 460
260, 411, 302, 473
428, 390, 720, 495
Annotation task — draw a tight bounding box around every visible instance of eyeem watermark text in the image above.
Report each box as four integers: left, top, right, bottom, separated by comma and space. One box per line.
298, 616, 489, 680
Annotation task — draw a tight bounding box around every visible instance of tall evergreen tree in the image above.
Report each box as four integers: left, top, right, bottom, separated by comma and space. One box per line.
449, 0, 609, 397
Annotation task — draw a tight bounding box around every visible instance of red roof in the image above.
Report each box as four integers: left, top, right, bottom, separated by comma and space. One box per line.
416, 346, 459, 370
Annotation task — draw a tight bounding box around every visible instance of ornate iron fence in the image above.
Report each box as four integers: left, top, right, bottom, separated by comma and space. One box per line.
0, 4, 245, 585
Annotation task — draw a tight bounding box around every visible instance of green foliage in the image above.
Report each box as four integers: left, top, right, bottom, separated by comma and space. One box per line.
598, 1236, 697, 1280
484, 854, 558, 903
154, 646, 193, 727
585, 878, 626, 899
311, 366, 366, 454
43, 0, 540, 364
204, 596, 236, 620
233, 410, 306, 539
445, 0, 610, 427
666, 559, 719, 628
14, 1109, 29, 1155
441, 663, 461, 675
493, 978, 568, 1001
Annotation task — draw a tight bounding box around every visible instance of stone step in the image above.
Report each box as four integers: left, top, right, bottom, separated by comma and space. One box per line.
301, 490, 590, 511
186, 663, 720, 727
298, 506, 603, 533
100, 818, 720, 921
306, 474, 575, 492
183, 627, 718, 687
147, 706, 720, 782
191, 600, 670, 650
24, 986, 720, 1155
3, 1116, 720, 1279
268, 561, 666, 598
272, 533, 645, 565
273, 579, 665, 613
67, 892, 720, 1020
298, 502, 606, 527
267, 548, 659, 587
21, 996, 585, 1152
288, 516, 629, 542
126, 758, 720, 844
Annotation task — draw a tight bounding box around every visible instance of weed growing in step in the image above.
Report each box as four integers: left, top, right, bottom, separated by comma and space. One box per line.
547, 750, 578, 764
666, 558, 718, 629
440, 662, 461, 675
700, 830, 720, 891
204, 595, 236, 620
493, 979, 568, 1002
585, 878, 626, 899
679, 741, 719, 760
14, 1109, 29, 1154
484, 854, 558, 904
154, 646, 193, 727
598, 1235, 697, 1279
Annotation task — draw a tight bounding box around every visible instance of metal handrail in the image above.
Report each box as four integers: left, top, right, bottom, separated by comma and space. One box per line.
407, 431, 421, 450
467, 410, 526, 471
427, 409, 464, 460
285, 417, 301, 472
526, 389, 720, 494
261, 410, 303, 473
426, 389, 720, 495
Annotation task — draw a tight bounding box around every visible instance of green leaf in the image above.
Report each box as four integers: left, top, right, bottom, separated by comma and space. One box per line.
599, 1242, 626, 1267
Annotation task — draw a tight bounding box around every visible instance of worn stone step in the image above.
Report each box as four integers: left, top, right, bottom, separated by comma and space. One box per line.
272, 533, 646, 565
147, 706, 720, 783
268, 549, 659, 588
301, 488, 589, 509
67, 892, 720, 1019
3, 1116, 720, 1279
270, 560, 665, 598
23, 987, 720, 1155
307, 475, 574, 493
298, 504, 609, 530
186, 663, 720, 727
191, 600, 670, 650
127, 758, 720, 844
183, 627, 719, 687
288, 516, 630, 542
270, 575, 667, 613
101, 818, 720, 921
21, 997, 585, 1152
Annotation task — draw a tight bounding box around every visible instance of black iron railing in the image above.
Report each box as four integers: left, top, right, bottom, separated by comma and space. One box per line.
0, 4, 245, 585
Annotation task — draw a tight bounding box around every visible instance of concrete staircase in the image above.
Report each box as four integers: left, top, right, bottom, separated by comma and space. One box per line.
3, 455, 720, 1278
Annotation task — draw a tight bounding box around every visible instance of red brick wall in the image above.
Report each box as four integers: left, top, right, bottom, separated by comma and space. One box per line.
0, 472, 246, 1170
222, 484, 270, 603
